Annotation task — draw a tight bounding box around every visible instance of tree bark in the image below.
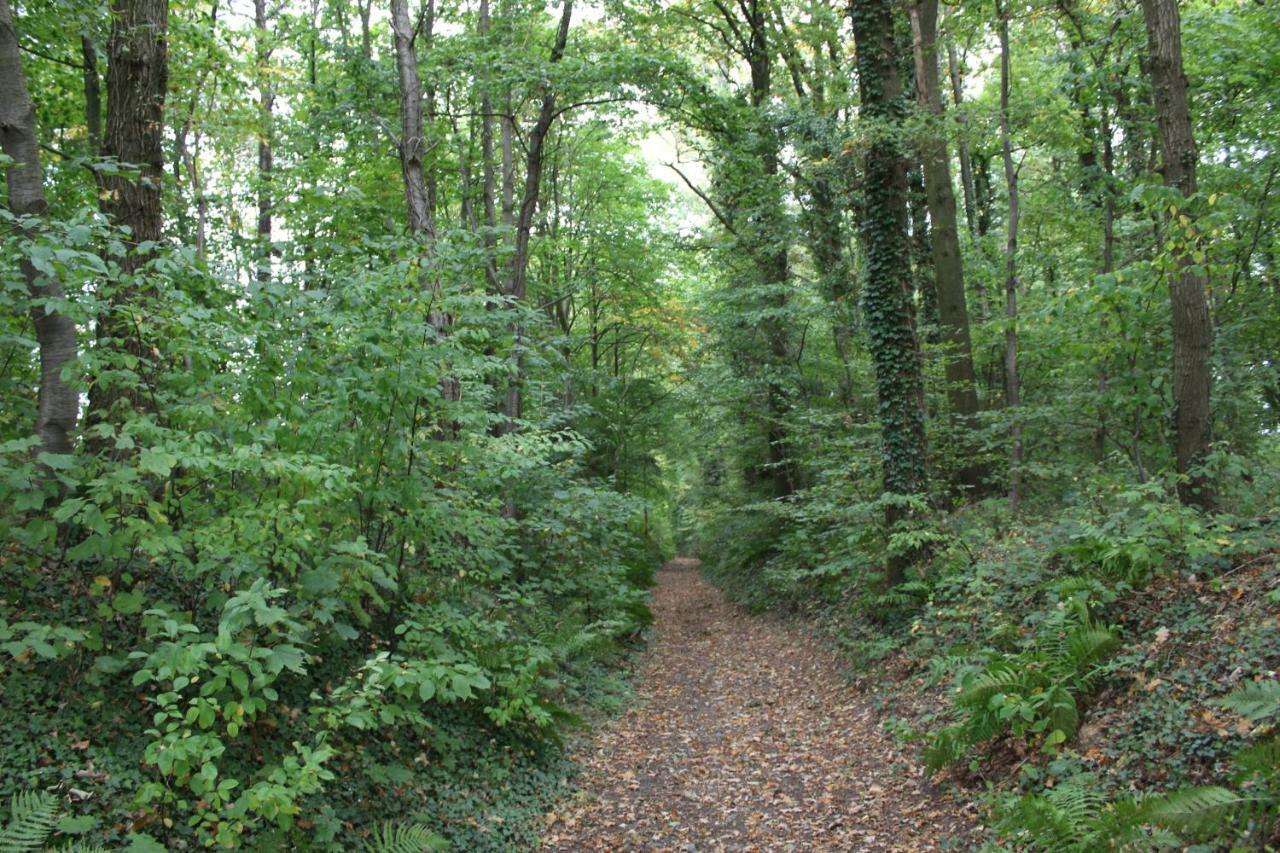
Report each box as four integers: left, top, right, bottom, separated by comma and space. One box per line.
909, 0, 987, 493
391, 0, 451, 346
946, 42, 978, 239
81, 35, 101, 153
89, 0, 168, 422
996, 0, 1022, 513
499, 0, 573, 435
1, 0, 80, 458
477, 0, 500, 290
1139, 0, 1214, 509
850, 0, 929, 582
908, 166, 938, 334
254, 0, 274, 285
391, 0, 436, 242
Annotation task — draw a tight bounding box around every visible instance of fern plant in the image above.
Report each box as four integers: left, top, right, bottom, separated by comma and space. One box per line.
995, 776, 1183, 851
0, 791, 57, 853
999, 681, 1280, 850
1156, 678, 1280, 846
0, 791, 106, 853
925, 584, 1120, 772
360, 821, 448, 852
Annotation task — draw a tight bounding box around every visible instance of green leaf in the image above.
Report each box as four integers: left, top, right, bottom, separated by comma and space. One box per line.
139, 448, 178, 478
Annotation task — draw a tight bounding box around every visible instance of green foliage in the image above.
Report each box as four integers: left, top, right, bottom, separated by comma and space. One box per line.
361, 822, 448, 853
995, 678, 1280, 849
5, 0, 1280, 846
0, 791, 108, 853
1218, 679, 1280, 722
1056, 482, 1237, 582
0, 791, 58, 853
994, 776, 1183, 851
925, 584, 1120, 772
0, 40, 668, 845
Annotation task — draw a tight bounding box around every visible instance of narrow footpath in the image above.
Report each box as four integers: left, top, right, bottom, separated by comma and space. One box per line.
544, 558, 976, 851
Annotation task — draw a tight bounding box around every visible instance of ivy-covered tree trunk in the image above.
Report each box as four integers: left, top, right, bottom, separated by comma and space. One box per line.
804, 168, 857, 407
909, 0, 987, 493
850, 0, 928, 581
749, 2, 798, 500
0, 0, 80, 458
1140, 0, 1215, 510
89, 0, 168, 421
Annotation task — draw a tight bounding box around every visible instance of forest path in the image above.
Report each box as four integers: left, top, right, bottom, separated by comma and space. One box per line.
543, 558, 975, 851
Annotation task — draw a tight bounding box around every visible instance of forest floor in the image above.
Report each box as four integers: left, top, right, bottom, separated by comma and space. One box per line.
543, 558, 977, 851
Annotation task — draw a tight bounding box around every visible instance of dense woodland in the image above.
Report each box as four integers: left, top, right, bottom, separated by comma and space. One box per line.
1, 0, 1278, 845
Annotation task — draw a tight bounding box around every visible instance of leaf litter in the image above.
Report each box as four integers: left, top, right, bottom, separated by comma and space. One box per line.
543, 559, 977, 851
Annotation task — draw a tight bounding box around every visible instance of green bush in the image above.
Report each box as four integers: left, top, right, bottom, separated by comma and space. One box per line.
925, 581, 1121, 772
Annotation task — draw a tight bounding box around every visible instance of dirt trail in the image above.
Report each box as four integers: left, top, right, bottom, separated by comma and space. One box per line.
543, 558, 976, 852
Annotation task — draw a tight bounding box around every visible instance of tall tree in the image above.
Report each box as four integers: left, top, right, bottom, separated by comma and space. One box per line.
391, 0, 453, 420
945, 42, 977, 239
1139, 0, 1214, 509
391, 0, 436, 243
254, 0, 274, 285
499, 0, 573, 434
908, 0, 986, 493
90, 0, 168, 420
996, 0, 1022, 512
0, 0, 80, 458
850, 0, 928, 581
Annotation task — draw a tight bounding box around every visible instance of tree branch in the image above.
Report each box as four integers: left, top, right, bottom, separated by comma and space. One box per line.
665, 162, 736, 235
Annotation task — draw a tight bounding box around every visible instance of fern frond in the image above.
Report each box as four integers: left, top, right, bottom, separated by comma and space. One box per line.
0, 790, 58, 853
1218, 680, 1280, 722
1064, 625, 1119, 669
361, 821, 448, 853
1045, 686, 1080, 738
1142, 785, 1242, 833
1232, 734, 1280, 778
923, 725, 968, 774
957, 661, 1027, 707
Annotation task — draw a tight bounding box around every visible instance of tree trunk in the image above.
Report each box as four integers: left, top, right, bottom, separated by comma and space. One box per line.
254, 0, 273, 285
499, 0, 573, 436
850, 0, 929, 582
1139, 0, 1214, 509
478, 0, 500, 290
908, 166, 938, 334
805, 170, 856, 407
909, 0, 987, 493
357, 0, 372, 60
391, 0, 451, 348
996, 0, 1022, 513
946, 42, 978, 239
391, 0, 435, 242
1, 0, 80, 459
81, 36, 101, 153
89, 0, 168, 422
748, 0, 798, 499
